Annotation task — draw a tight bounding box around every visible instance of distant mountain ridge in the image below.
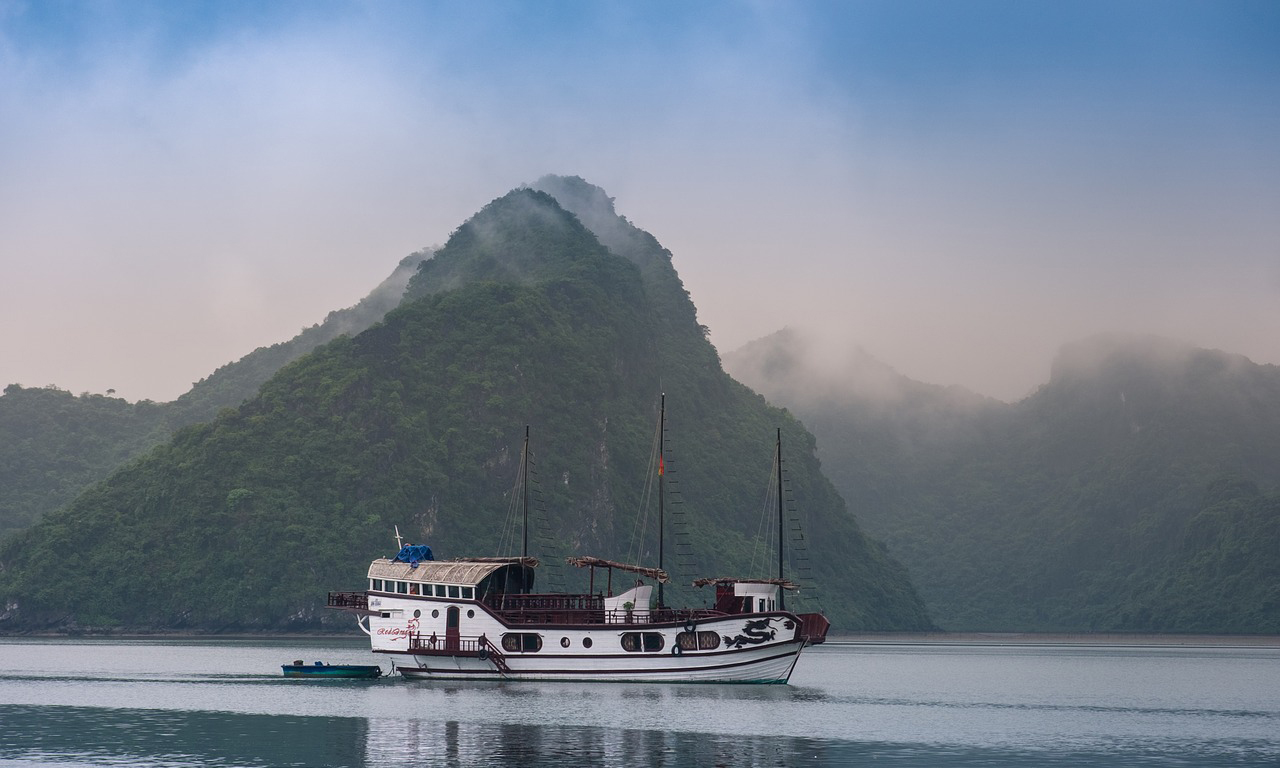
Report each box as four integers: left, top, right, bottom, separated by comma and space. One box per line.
0, 179, 932, 633
725, 329, 1280, 632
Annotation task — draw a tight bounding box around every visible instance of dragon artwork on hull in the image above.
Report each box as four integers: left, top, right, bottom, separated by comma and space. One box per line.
723, 616, 792, 649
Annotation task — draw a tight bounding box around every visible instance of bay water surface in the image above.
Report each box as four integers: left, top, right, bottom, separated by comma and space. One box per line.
1, 636, 1277, 766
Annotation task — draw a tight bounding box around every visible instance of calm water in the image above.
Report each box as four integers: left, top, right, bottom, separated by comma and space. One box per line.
1, 637, 1277, 766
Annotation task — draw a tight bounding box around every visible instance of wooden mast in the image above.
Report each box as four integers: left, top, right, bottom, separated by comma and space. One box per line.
658, 393, 665, 609
522, 425, 530, 560
777, 427, 786, 611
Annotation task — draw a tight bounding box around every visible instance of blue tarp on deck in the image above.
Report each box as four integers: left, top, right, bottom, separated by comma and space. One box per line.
394, 544, 434, 568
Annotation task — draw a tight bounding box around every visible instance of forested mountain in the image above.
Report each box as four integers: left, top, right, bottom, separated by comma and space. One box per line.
725, 329, 1280, 633
0, 180, 932, 633
0, 253, 425, 539
0, 386, 171, 540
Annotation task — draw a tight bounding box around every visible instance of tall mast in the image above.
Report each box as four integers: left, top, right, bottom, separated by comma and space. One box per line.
522, 425, 530, 560
777, 427, 786, 611
658, 393, 666, 609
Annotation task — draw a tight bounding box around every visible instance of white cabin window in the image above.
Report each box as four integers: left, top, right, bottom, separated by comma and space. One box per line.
371, 579, 381, 591
397, 581, 408, 594
461, 587, 474, 600
448, 585, 460, 599
435, 585, 447, 597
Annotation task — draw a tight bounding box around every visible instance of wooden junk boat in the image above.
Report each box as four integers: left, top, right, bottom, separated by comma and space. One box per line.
327, 402, 829, 684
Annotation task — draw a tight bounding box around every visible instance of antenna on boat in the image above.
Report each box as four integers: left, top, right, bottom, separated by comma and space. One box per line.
777, 427, 786, 611
394, 525, 404, 551
658, 393, 665, 609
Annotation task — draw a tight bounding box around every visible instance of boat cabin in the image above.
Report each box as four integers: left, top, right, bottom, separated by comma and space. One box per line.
366, 558, 537, 602
724, 582, 780, 614
693, 577, 798, 615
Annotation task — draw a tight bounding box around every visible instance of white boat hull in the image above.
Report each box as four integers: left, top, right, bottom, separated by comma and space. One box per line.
364, 591, 808, 684
396, 637, 804, 684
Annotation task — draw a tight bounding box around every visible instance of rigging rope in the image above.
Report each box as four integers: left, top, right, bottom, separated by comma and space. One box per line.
748, 448, 780, 580
626, 413, 663, 568
496, 440, 527, 558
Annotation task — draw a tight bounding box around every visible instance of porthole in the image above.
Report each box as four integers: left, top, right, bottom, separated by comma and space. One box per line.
467, 609, 475, 619
431, 609, 439, 618
413, 609, 421, 619
560, 637, 570, 648
582, 637, 593, 649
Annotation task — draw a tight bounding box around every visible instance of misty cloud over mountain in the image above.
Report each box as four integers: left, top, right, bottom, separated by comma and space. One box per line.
726, 329, 1280, 632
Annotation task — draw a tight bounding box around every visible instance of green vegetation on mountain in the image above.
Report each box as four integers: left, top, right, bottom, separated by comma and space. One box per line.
0, 386, 170, 540
726, 330, 1280, 633
0, 253, 425, 539
0, 182, 931, 633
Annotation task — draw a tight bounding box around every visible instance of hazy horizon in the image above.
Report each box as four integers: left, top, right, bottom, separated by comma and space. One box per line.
3, 1, 1277, 403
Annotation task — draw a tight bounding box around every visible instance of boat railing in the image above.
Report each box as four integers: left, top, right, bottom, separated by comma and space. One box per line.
486, 592, 606, 625
477, 634, 511, 674
485, 594, 725, 626
326, 591, 369, 611
407, 633, 511, 674
491, 592, 603, 612
647, 607, 727, 625
408, 633, 486, 654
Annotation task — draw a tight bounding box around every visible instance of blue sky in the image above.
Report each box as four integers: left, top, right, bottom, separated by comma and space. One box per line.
2, 0, 1278, 401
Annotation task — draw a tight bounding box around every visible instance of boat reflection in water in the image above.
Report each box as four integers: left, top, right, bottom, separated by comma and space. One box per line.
362, 714, 837, 767
0, 700, 836, 768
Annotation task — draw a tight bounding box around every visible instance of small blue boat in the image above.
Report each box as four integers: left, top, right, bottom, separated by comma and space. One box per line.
281, 661, 383, 678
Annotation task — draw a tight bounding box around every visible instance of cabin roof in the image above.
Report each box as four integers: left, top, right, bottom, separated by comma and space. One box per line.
367, 558, 534, 585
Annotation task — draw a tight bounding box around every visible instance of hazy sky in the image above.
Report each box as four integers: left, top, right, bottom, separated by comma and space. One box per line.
2, 1, 1277, 403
